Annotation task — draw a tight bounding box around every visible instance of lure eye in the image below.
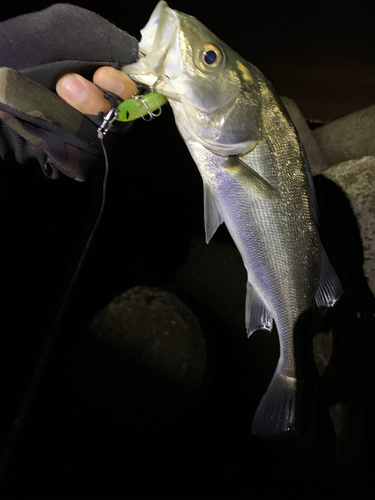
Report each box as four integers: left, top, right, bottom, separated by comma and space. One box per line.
198, 43, 223, 70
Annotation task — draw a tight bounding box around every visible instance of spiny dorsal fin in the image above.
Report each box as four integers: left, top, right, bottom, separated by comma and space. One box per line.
297, 137, 319, 226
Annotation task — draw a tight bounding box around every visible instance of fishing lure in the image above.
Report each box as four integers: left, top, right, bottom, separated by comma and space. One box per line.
117, 91, 168, 122
97, 91, 167, 138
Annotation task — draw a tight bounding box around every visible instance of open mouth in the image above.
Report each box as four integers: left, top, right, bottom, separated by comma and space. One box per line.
138, 2, 178, 72
122, 1, 180, 96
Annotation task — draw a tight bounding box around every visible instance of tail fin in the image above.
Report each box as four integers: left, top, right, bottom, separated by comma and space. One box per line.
252, 372, 298, 438
252, 371, 336, 448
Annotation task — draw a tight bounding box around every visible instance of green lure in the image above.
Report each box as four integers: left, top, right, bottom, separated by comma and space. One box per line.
116, 91, 168, 122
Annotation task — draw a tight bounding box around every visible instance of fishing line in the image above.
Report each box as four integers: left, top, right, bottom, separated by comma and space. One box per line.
0, 127, 110, 488
0, 92, 163, 487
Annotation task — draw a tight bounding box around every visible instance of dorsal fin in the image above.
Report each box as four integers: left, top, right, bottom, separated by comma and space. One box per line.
315, 247, 343, 312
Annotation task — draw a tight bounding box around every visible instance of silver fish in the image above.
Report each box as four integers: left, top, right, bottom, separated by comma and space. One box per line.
123, 1, 342, 437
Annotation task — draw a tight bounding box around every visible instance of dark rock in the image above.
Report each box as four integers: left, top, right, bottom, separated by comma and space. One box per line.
87, 286, 209, 394
313, 105, 375, 165
323, 156, 375, 294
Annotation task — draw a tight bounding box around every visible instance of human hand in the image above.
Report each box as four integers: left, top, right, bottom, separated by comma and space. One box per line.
56, 66, 139, 115
0, 3, 140, 180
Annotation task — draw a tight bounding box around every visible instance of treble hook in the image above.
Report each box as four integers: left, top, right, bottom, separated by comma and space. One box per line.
133, 94, 162, 121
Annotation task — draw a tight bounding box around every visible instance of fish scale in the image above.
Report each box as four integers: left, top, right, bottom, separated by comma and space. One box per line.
123, 1, 342, 438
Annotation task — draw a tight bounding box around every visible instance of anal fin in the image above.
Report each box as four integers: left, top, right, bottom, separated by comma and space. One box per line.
246, 282, 273, 336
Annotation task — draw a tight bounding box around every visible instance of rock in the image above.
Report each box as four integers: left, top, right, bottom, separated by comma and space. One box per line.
88, 286, 208, 393
313, 105, 375, 166
281, 96, 328, 175
323, 156, 375, 294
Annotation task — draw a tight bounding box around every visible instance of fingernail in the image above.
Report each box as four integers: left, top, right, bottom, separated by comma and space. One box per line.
107, 78, 125, 97
97, 67, 125, 96
58, 74, 88, 103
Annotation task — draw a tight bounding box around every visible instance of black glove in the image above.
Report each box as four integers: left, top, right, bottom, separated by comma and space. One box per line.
0, 3, 138, 180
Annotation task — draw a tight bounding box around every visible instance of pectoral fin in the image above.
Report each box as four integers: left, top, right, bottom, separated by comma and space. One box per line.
246, 282, 274, 336
224, 157, 280, 200
315, 248, 343, 312
203, 183, 224, 243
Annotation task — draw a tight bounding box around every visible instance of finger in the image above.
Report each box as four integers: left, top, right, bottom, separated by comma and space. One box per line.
56, 73, 111, 115
93, 66, 139, 101
56, 68, 139, 116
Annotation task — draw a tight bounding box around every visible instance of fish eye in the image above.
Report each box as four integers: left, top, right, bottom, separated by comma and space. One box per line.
204, 50, 217, 64
198, 43, 223, 70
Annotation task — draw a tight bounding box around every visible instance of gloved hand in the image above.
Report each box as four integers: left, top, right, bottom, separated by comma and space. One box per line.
0, 3, 139, 181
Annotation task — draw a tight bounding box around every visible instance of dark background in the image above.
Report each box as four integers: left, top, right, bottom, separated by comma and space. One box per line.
1, 1, 375, 499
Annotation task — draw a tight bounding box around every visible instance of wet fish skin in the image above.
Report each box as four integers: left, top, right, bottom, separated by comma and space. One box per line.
123, 1, 342, 437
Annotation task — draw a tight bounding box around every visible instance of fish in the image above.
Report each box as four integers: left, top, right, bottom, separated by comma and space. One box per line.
122, 1, 343, 438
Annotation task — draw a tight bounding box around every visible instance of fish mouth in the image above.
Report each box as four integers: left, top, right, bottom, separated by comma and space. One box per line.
122, 1, 181, 100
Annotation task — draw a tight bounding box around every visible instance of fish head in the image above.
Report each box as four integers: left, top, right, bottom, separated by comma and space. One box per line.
123, 1, 262, 156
